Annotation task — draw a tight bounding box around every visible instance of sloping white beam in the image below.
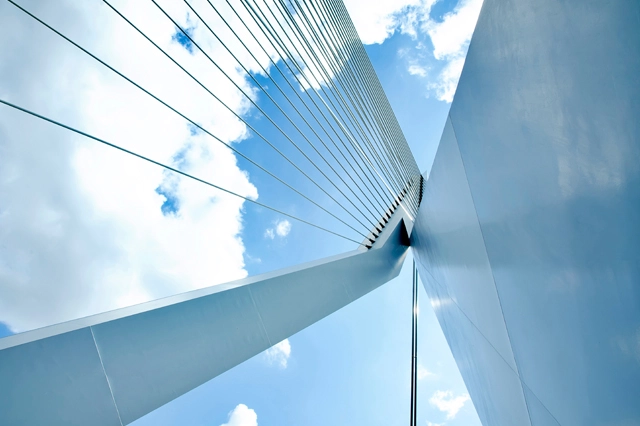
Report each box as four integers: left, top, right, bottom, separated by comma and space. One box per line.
0, 212, 410, 426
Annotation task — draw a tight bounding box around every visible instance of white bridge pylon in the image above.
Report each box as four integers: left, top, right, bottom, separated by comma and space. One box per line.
0, 210, 412, 426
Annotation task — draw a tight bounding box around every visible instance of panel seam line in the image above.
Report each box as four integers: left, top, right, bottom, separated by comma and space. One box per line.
90, 326, 124, 426
248, 287, 273, 347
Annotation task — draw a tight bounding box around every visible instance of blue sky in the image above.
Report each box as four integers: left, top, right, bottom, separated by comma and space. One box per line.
0, 0, 483, 425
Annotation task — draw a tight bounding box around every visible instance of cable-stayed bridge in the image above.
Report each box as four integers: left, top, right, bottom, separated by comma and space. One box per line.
1, 0, 639, 425
1, 0, 422, 424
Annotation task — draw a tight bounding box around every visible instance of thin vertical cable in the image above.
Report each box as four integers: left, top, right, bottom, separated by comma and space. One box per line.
410, 260, 419, 426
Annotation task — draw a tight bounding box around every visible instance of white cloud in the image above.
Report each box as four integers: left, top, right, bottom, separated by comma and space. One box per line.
429, 390, 470, 419
342, 0, 423, 44
0, 0, 295, 332
417, 364, 435, 380
428, 56, 466, 103
422, 0, 483, 102
427, 422, 444, 426
345, 0, 483, 103
408, 64, 428, 77
275, 219, 291, 237
264, 338, 291, 368
264, 219, 291, 240
220, 404, 258, 426
423, 0, 483, 61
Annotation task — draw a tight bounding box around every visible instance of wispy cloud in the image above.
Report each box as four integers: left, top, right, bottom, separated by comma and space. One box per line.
408, 64, 428, 77
429, 390, 470, 419
417, 364, 435, 380
344, 0, 484, 103
264, 339, 291, 368
427, 56, 466, 103
264, 219, 291, 239
342, 0, 424, 44
422, 0, 483, 61
220, 404, 258, 426
276, 219, 291, 237
421, 0, 483, 102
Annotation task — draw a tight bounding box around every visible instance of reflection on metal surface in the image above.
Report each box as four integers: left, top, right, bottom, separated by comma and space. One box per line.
0, 211, 410, 426
412, 0, 640, 425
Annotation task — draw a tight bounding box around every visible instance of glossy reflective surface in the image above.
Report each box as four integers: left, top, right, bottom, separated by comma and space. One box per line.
412, 0, 640, 424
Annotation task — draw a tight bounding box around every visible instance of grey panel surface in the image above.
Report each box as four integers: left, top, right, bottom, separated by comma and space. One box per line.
412, 117, 517, 372
412, 121, 529, 425
413, 0, 640, 424
0, 328, 122, 426
523, 385, 561, 426
0, 212, 409, 425
91, 285, 269, 424
419, 268, 531, 426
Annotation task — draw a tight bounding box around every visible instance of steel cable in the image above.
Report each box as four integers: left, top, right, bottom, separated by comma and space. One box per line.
327, 0, 421, 179
305, 0, 422, 214
235, 0, 399, 215
206, 0, 394, 215
320, 0, 422, 214
9, 0, 375, 242
273, 0, 415, 209
0, 99, 367, 246
181, 0, 389, 219
250, 0, 406, 216
151, 0, 383, 230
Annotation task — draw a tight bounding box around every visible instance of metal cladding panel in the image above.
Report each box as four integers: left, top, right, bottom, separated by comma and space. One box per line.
412, 119, 530, 426
412, 117, 518, 372
252, 221, 409, 345
414, 0, 640, 424
523, 385, 561, 426
0, 328, 122, 426
421, 269, 532, 426
91, 285, 269, 424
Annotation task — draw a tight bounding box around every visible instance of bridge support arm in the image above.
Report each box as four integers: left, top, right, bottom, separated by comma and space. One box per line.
0, 213, 410, 426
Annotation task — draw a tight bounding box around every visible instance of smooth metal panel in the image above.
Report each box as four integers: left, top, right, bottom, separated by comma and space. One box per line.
252, 213, 410, 345
412, 117, 517, 372
91, 286, 269, 425
0, 328, 121, 426
418, 267, 531, 426
523, 385, 561, 426
411, 116, 530, 424
415, 0, 640, 424
0, 212, 409, 425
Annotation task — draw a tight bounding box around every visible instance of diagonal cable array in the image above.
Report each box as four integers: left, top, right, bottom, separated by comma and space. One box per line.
0, 98, 364, 245
6, 0, 422, 247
